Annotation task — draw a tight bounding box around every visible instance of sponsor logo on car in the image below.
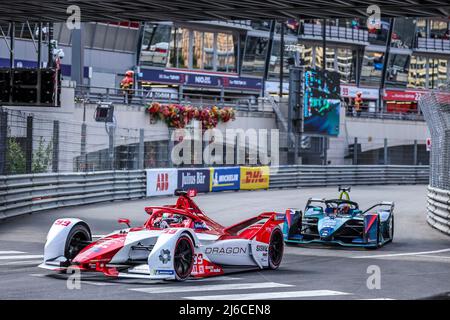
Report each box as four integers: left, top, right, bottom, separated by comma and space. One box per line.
205, 247, 247, 255
256, 245, 268, 252
159, 249, 171, 264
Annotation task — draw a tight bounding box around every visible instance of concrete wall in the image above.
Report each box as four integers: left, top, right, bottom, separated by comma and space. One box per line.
327, 109, 430, 165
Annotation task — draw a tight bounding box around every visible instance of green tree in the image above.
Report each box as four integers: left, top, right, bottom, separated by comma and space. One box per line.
6, 138, 26, 174
32, 137, 53, 173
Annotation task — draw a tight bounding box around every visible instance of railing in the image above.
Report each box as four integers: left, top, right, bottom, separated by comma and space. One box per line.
345, 111, 425, 121
0, 171, 146, 220
269, 165, 429, 189
415, 37, 450, 52
300, 23, 368, 43
75, 85, 264, 112
0, 165, 429, 221
427, 186, 450, 235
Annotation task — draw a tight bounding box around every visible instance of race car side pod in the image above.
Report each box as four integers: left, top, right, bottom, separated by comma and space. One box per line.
283, 209, 302, 240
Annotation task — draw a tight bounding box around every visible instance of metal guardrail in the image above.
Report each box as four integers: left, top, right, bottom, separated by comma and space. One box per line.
75, 85, 261, 111
0, 165, 429, 221
416, 37, 450, 53
427, 186, 450, 235
0, 170, 146, 220
269, 165, 429, 189
300, 23, 368, 43
346, 111, 425, 122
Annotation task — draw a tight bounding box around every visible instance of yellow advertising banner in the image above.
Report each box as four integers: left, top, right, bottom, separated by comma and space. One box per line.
240, 166, 270, 190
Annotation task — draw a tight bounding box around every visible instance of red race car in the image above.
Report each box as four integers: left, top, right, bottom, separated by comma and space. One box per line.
39, 189, 285, 281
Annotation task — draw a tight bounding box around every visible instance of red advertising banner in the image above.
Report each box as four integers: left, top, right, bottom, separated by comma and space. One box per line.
383, 90, 426, 102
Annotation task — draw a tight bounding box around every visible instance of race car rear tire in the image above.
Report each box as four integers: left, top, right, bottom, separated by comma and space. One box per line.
388, 215, 394, 242
268, 228, 284, 270
382, 214, 394, 243
64, 223, 91, 261
174, 235, 194, 281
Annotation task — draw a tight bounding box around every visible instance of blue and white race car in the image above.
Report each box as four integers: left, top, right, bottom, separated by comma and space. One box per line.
283, 190, 394, 249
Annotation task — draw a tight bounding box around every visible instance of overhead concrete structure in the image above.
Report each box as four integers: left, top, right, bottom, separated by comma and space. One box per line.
0, 1, 449, 21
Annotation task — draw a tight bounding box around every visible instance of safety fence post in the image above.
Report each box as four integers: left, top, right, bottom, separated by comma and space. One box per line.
25, 116, 33, 174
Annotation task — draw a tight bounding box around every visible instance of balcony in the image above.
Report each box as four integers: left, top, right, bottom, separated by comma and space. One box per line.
299, 23, 369, 45
415, 37, 450, 54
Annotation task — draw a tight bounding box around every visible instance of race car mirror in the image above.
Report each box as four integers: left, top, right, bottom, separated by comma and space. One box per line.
118, 218, 131, 228
187, 189, 197, 197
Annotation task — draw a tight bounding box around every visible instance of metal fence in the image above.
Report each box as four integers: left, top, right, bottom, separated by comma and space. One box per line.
427, 186, 450, 235
0, 107, 172, 175
0, 165, 429, 221
269, 165, 429, 189
75, 85, 264, 112
0, 170, 146, 220
419, 89, 450, 235
300, 23, 369, 43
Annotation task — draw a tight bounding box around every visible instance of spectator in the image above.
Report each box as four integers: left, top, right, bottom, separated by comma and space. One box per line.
120, 70, 134, 105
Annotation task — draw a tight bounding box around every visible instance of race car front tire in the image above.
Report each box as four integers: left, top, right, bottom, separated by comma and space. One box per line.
174, 235, 194, 281
64, 223, 91, 261
268, 228, 284, 270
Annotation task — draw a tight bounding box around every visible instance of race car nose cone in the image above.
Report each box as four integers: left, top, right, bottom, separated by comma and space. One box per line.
320, 227, 334, 239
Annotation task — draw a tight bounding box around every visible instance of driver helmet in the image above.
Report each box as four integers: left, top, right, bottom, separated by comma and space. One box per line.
338, 203, 351, 214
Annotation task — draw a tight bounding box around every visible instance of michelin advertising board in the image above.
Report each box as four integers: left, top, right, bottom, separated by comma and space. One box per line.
210, 167, 240, 192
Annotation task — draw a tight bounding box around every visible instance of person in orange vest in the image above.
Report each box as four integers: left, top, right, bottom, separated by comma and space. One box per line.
120, 70, 134, 105
354, 91, 363, 117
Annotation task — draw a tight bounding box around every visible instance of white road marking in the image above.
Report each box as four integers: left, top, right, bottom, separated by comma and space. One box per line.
0, 260, 42, 266
30, 274, 116, 286
420, 255, 450, 260
30, 273, 46, 277
188, 276, 241, 282
130, 282, 292, 294
185, 290, 350, 300
360, 298, 395, 300
82, 281, 117, 286
354, 248, 450, 259
0, 255, 43, 260
0, 251, 26, 255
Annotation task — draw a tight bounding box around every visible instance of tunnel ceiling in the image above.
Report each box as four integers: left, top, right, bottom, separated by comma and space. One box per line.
1, 0, 449, 22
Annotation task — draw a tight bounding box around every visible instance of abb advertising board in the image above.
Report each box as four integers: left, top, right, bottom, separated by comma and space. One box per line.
146, 168, 178, 197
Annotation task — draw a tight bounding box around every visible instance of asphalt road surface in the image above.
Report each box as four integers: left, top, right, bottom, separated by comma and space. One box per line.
1, 185, 449, 300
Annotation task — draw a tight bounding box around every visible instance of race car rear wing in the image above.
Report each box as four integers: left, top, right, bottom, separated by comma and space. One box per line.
363, 201, 395, 214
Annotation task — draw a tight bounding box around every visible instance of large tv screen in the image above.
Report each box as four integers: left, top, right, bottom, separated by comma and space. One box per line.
303, 68, 341, 136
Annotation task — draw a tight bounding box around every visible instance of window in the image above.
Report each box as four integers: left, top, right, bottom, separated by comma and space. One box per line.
242, 36, 269, 77
408, 55, 427, 89
336, 48, 357, 84
203, 32, 214, 70
430, 19, 449, 39
315, 47, 335, 71
268, 40, 297, 79
162, 27, 237, 72
391, 18, 416, 49
217, 33, 237, 73
140, 24, 171, 67
168, 27, 189, 69
368, 19, 391, 46
299, 45, 314, 67
385, 54, 410, 87
416, 19, 427, 38
360, 50, 385, 86
429, 58, 448, 89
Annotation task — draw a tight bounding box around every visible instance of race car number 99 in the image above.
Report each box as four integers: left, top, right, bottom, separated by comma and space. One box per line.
55, 220, 71, 227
